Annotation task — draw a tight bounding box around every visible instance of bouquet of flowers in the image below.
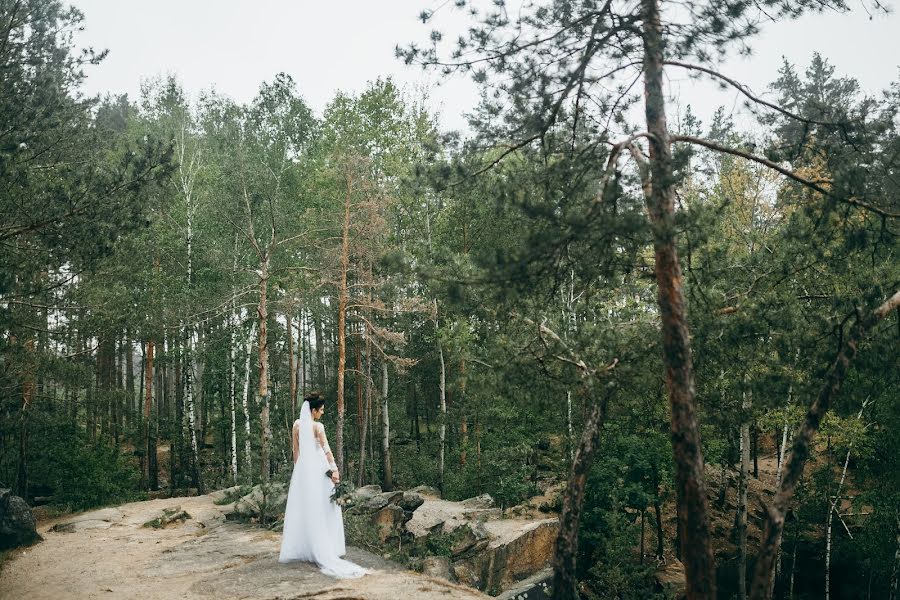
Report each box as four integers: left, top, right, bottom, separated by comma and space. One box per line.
325, 470, 354, 505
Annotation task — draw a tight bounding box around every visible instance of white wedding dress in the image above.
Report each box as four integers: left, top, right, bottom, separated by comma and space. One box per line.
278, 401, 369, 578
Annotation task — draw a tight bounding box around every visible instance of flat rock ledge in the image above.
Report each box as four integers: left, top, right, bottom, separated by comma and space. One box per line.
0, 492, 490, 600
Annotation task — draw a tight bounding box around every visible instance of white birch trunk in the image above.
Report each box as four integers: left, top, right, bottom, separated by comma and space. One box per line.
437, 319, 446, 495
229, 305, 238, 484
178, 117, 203, 491
242, 323, 256, 482
185, 326, 201, 489
381, 358, 391, 490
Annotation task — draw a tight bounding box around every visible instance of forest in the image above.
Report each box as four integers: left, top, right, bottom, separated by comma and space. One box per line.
0, 1, 898, 599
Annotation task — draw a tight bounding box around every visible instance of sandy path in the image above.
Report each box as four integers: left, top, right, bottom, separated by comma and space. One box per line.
0, 493, 488, 600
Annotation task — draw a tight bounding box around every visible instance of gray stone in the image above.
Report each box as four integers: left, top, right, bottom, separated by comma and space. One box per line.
460, 494, 495, 510
208, 485, 243, 504
231, 483, 287, 520
372, 505, 407, 542
450, 521, 489, 557
452, 519, 559, 593
50, 519, 114, 533
361, 490, 404, 513
397, 491, 424, 513
350, 484, 383, 504
0, 488, 40, 549
409, 484, 441, 498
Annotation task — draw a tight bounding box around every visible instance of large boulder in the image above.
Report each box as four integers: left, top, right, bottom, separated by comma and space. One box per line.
361, 491, 404, 513
398, 491, 425, 513
372, 505, 407, 542
404, 491, 558, 594
449, 521, 490, 558
460, 494, 495, 510
0, 488, 40, 549
451, 519, 559, 594
228, 483, 288, 522
352, 490, 424, 543
348, 485, 383, 505
409, 484, 440, 498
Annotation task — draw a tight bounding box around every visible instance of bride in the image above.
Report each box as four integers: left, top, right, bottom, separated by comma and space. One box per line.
278, 392, 369, 578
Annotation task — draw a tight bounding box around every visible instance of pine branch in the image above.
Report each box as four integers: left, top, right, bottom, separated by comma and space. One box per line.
672, 135, 899, 220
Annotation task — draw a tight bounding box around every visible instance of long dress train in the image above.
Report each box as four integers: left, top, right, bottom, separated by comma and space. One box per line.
278, 402, 368, 578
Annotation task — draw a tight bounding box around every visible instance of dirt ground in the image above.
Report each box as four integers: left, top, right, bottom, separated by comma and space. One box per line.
0, 493, 489, 600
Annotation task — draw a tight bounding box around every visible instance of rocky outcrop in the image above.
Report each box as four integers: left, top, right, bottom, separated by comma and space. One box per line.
402, 490, 559, 596
451, 518, 559, 594
188, 483, 556, 597
346, 487, 425, 543
49, 507, 124, 533
0, 487, 40, 549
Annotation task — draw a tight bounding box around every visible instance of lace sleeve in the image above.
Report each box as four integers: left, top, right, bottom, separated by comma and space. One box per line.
316, 423, 338, 471
292, 420, 300, 464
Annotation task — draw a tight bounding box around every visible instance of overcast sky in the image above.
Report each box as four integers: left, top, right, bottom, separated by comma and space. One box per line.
69, 1, 900, 134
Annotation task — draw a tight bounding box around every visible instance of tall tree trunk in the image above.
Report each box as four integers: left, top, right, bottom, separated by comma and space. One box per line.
287, 312, 297, 421
242, 323, 256, 483
335, 172, 352, 474
16, 335, 34, 499
738, 387, 752, 600
257, 257, 272, 481
357, 326, 372, 486
551, 391, 609, 600
356, 324, 364, 443
772, 400, 791, 598
381, 359, 392, 491
459, 357, 468, 466
641, 510, 646, 564
184, 325, 203, 492
138, 342, 145, 444
229, 310, 239, 484
655, 496, 665, 559
125, 334, 134, 432
144, 339, 156, 491
413, 384, 421, 451
789, 515, 800, 600
114, 335, 123, 445
174, 343, 184, 490
640, 0, 716, 596
436, 308, 447, 495
313, 308, 326, 388
750, 290, 900, 600
752, 423, 759, 479
298, 313, 306, 399
99, 335, 114, 439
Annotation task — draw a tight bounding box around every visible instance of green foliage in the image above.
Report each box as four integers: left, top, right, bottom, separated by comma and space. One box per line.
27, 414, 142, 511
579, 431, 669, 599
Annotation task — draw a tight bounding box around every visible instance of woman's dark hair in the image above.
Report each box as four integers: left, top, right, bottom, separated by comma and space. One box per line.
304, 391, 325, 411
